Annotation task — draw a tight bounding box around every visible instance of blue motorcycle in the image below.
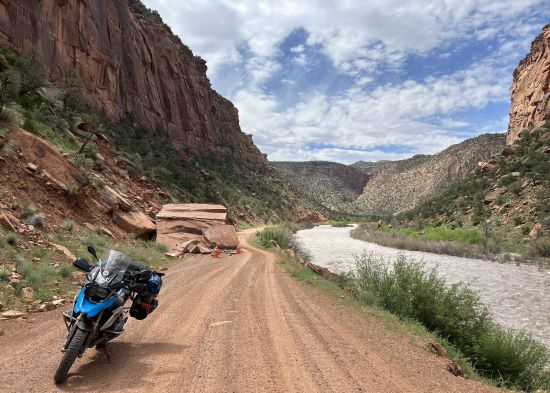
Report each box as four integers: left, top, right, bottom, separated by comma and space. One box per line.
54, 246, 163, 384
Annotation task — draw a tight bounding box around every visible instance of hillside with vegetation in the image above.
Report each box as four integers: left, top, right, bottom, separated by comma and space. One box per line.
352, 133, 507, 215
272, 161, 369, 214
385, 125, 550, 258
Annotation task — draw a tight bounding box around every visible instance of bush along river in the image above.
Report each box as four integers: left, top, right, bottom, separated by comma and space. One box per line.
294, 224, 550, 348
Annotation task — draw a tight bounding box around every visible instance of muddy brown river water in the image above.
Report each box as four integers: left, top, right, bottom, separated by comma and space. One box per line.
295, 225, 550, 348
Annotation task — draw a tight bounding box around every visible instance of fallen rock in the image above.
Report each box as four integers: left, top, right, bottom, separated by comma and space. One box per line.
529, 223, 542, 238
21, 287, 34, 301
197, 243, 211, 254
187, 243, 201, 254
38, 303, 56, 312
306, 262, 339, 281
446, 361, 466, 378
113, 210, 156, 238
483, 187, 507, 204
84, 223, 115, 238
50, 243, 76, 261
6, 125, 88, 191
429, 342, 447, 357
104, 185, 133, 211
52, 299, 66, 306
203, 225, 239, 249
478, 161, 499, 173
1, 310, 25, 319
0, 212, 17, 232
156, 203, 227, 252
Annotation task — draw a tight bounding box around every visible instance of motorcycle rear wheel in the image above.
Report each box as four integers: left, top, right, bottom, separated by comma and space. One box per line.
54, 327, 88, 384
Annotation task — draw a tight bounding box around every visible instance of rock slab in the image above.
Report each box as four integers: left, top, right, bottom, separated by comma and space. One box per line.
203, 225, 239, 249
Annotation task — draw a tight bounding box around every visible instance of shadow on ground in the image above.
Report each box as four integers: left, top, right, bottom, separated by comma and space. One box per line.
57, 341, 188, 391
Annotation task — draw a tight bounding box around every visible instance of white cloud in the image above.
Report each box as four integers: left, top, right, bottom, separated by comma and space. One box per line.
143, 0, 548, 77
234, 58, 510, 163
141, 0, 550, 162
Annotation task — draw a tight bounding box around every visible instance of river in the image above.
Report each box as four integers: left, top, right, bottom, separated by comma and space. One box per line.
294, 224, 550, 348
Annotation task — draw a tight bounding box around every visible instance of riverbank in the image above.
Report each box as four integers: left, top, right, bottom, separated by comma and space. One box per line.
294, 225, 550, 348
350, 223, 550, 266
257, 224, 550, 391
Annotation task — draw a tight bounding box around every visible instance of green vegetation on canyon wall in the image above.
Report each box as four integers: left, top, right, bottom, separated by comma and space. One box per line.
0, 47, 321, 224
274, 134, 506, 218
394, 125, 550, 259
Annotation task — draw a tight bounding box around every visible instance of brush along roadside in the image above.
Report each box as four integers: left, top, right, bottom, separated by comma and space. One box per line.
254, 225, 550, 393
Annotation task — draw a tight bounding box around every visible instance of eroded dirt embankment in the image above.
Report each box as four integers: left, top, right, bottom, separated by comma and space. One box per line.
0, 230, 505, 392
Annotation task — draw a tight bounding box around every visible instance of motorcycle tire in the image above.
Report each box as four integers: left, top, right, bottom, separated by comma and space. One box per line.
54, 327, 88, 384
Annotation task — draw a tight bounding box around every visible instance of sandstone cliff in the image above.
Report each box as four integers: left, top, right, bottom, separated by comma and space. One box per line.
508, 24, 550, 144
0, 0, 267, 169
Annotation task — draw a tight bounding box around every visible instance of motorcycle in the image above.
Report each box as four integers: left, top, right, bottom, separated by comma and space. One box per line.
54, 245, 164, 384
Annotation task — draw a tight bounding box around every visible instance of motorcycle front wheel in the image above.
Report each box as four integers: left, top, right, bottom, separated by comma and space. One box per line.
54, 327, 88, 384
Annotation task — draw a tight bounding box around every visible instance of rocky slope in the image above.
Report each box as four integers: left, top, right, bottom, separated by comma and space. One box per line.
397, 25, 550, 249
0, 0, 266, 169
272, 161, 369, 213
508, 23, 550, 144
0, 0, 323, 222
353, 134, 506, 214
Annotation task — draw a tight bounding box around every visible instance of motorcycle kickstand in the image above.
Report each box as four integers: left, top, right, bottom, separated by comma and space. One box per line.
101, 344, 112, 362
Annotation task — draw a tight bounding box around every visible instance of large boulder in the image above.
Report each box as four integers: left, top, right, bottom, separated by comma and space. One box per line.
203, 225, 239, 249
113, 211, 156, 238
6, 124, 88, 191
156, 203, 227, 252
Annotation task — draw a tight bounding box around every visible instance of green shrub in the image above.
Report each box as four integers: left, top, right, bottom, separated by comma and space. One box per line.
20, 201, 41, 218
513, 216, 524, 226
351, 252, 549, 391
16, 259, 56, 291
509, 181, 522, 196
5, 232, 17, 246
257, 226, 294, 249
61, 220, 75, 231
256, 222, 314, 250
0, 67, 21, 110
0, 106, 22, 123
476, 328, 550, 391
58, 263, 73, 278
0, 267, 11, 282
67, 185, 79, 198
531, 239, 550, 258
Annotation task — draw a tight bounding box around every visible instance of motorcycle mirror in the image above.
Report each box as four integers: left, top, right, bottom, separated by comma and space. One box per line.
87, 245, 98, 261
73, 258, 93, 273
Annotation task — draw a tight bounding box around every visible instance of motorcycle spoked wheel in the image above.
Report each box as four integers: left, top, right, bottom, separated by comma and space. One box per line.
54, 327, 88, 384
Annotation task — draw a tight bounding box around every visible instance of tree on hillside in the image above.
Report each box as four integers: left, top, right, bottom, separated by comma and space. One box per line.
61, 68, 85, 112
0, 67, 21, 112
15, 53, 48, 95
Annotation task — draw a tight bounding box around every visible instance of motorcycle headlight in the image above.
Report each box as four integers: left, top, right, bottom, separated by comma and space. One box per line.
85, 284, 109, 300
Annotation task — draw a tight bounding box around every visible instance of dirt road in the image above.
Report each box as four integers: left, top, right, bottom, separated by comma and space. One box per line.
0, 229, 503, 393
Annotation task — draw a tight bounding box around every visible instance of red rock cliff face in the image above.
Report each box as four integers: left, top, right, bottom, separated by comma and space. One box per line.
0, 0, 267, 169
508, 24, 550, 144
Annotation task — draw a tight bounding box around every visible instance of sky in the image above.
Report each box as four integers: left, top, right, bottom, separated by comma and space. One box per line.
141, 0, 550, 164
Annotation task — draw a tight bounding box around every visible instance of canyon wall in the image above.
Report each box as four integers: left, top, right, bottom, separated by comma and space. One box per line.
508, 24, 550, 144
0, 0, 267, 169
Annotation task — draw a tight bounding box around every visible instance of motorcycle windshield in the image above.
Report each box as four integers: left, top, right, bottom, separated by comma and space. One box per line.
92, 250, 131, 288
